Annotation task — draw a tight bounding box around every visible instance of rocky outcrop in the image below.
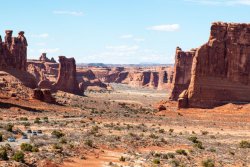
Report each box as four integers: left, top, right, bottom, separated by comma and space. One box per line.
39, 53, 56, 63
33, 88, 55, 103
179, 22, 250, 108
0, 30, 28, 71
28, 55, 109, 94
169, 47, 196, 100
0, 70, 37, 99
76, 69, 107, 91
54, 56, 82, 95
0, 30, 39, 99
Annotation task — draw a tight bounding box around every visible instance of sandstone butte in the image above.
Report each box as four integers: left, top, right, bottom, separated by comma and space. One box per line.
170, 22, 250, 108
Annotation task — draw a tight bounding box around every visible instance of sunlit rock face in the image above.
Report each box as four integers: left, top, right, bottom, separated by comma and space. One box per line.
186, 22, 250, 108
169, 47, 196, 101
0, 30, 28, 71
54, 56, 82, 95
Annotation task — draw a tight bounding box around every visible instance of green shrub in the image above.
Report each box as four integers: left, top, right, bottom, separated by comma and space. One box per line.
32, 146, 39, 152
90, 126, 99, 134
153, 158, 160, 164
5, 124, 13, 132
176, 149, 187, 156
53, 143, 62, 150
22, 122, 31, 127
159, 129, 165, 133
85, 140, 94, 147
59, 138, 67, 144
194, 141, 204, 149
239, 141, 250, 148
0, 133, 2, 142
119, 156, 125, 162
51, 130, 65, 138
20, 143, 33, 152
169, 129, 174, 133
43, 117, 49, 122
149, 133, 158, 139
202, 159, 215, 167
201, 131, 209, 135
0, 148, 8, 160
20, 117, 28, 121
34, 117, 41, 124
167, 153, 175, 158
188, 136, 198, 143
12, 151, 25, 162
171, 160, 180, 167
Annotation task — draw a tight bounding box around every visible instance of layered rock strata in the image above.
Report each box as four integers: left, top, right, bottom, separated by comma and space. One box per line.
169, 47, 196, 100
173, 22, 250, 108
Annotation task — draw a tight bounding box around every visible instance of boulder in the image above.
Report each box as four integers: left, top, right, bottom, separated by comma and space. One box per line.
33, 88, 55, 103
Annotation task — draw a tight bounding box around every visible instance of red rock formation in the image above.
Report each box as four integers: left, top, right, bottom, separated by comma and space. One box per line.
54, 56, 82, 95
90, 66, 173, 90
169, 47, 196, 100
0, 70, 37, 99
76, 69, 107, 91
33, 88, 55, 103
0, 30, 27, 71
158, 68, 170, 90
184, 22, 250, 108
39, 53, 56, 63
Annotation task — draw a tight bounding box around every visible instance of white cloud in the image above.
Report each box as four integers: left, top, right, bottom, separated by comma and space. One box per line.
39, 48, 60, 54
229, 0, 250, 5
53, 10, 84, 16
31, 33, 49, 39
147, 24, 180, 32
120, 34, 134, 39
185, 0, 250, 5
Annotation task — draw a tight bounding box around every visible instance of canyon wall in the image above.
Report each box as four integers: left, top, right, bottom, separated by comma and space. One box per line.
169, 47, 196, 100
91, 67, 173, 90
178, 22, 250, 108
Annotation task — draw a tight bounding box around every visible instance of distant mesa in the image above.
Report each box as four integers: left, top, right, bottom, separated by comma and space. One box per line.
84, 66, 174, 90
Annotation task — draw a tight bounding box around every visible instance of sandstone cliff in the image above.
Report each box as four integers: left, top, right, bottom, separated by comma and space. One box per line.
90, 66, 173, 90
178, 22, 250, 108
169, 47, 196, 100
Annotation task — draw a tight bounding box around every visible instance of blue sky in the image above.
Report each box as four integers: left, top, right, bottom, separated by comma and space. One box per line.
0, 0, 250, 64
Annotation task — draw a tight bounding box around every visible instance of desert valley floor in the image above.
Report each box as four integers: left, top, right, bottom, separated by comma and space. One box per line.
0, 84, 249, 167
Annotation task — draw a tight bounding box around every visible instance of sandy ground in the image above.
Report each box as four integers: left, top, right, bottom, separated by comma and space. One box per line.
0, 84, 250, 166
